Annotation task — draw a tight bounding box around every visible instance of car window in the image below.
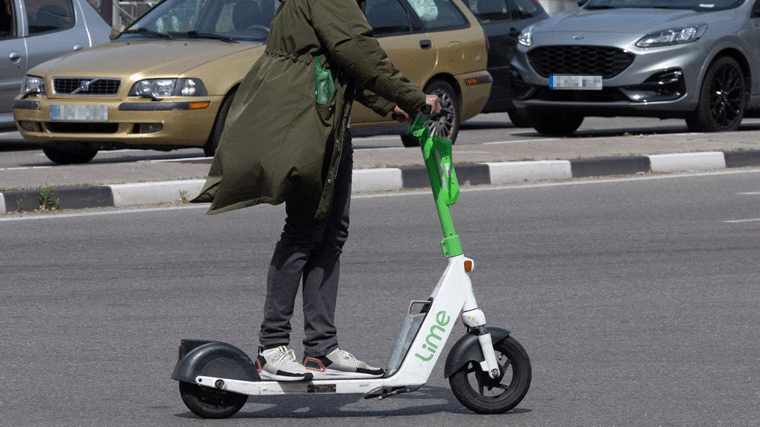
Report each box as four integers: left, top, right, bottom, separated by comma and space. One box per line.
139, 0, 204, 33
0, 0, 14, 39
26, 0, 76, 35
464, 0, 510, 22
365, 0, 413, 35
409, 0, 468, 30
507, 0, 541, 18
128, 0, 273, 41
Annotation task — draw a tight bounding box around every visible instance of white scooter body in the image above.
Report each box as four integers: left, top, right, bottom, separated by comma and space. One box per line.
189, 254, 497, 398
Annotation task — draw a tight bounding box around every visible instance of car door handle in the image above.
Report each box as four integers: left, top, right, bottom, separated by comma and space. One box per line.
508, 27, 521, 38
9, 51, 21, 62
73, 43, 84, 51
419, 39, 432, 50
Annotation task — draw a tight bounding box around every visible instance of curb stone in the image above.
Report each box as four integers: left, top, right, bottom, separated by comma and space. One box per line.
3, 150, 760, 213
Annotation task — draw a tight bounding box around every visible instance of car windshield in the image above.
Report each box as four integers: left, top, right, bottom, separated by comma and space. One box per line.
584, 0, 744, 12
120, 0, 276, 42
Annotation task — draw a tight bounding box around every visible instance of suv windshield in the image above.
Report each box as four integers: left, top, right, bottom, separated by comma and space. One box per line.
584, 0, 744, 12
121, 0, 275, 42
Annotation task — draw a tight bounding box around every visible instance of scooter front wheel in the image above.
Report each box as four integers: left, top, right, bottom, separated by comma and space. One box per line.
179, 381, 247, 419
449, 335, 531, 414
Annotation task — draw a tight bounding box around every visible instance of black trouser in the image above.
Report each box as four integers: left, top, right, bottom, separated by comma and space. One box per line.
259, 131, 352, 358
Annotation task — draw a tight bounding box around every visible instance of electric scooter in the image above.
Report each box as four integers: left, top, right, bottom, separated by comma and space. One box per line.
171, 110, 532, 418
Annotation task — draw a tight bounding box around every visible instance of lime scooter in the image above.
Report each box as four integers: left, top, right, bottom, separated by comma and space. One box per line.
171, 111, 532, 418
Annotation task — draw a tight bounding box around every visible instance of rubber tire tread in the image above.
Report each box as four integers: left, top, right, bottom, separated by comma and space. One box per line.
179, 381, 247, 419
203, 87, 237, 156
686, 56, 746, 133
449, 335, 531, 414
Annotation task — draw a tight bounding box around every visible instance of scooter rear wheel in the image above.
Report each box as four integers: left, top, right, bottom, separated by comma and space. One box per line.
449, 335, 531, 414
179, 381, 247, 419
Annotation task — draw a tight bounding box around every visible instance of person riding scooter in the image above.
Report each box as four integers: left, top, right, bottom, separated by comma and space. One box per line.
192, 0, 440, 381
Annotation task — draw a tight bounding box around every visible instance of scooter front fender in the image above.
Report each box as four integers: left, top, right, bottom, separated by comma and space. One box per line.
443, 327, 510, 378
171, 339, 260, 384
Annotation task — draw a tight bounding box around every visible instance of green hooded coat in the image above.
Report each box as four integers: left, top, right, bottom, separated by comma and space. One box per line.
192, 0, 427, 218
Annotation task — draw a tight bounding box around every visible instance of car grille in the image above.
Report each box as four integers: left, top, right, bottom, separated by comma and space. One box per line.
527, 46, 635, 79
53, 78, 122, 96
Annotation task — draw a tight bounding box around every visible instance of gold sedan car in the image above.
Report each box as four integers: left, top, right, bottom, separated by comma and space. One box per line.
13, 0, 491, 164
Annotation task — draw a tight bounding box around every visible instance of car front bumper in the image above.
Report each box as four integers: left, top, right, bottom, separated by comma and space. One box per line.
12, 95, 223, 149
510, 38, 708, 118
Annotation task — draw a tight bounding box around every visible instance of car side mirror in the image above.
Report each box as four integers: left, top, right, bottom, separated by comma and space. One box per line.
110, 25, 125, 40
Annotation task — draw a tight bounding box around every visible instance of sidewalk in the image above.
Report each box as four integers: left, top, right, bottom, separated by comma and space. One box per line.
2, 126, 760, 213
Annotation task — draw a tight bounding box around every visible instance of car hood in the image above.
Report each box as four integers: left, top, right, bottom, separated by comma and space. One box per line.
532, 7, 726, 35
28, 40, 265, 77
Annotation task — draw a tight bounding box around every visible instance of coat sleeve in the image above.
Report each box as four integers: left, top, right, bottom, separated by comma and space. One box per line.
311, 0, 426, 114
354, 86, 395, 116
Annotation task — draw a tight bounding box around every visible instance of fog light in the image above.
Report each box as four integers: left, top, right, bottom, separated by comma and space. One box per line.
19, 121, 35, 131
139, 123, 163, 133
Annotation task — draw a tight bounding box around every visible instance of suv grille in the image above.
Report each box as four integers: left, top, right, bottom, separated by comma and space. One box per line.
53, 78, 122, 96
528, 46, 635, 79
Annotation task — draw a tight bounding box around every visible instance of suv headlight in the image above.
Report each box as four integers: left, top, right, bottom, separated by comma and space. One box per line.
518, 26, 534, 47
635, 25, 707, 48
20, 76, 45, 97
129, 78, 207, 98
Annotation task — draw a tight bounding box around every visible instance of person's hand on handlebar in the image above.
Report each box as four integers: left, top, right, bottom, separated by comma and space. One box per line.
391, 94, 442, 122
423, 94, 441, 117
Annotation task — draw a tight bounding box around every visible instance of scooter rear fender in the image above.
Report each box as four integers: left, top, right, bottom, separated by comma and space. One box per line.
443, 327, 510, 378
171, 339, 260, 384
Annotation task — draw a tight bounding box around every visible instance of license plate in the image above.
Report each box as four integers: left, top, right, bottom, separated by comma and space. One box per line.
549, 75, 603, 90
49, 104, 108, 121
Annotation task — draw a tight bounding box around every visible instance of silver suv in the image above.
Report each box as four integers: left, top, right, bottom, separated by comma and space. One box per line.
510, 0, 760, 135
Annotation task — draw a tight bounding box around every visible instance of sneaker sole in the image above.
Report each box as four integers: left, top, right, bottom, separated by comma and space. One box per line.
259, 370, 314, 382
306, 369, 384, 380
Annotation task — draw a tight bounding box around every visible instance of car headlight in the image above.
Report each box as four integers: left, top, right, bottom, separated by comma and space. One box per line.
518, 26, 533, 47
129, 78, 207, 98
635, 25, 707, 48
20, 76, 45, 97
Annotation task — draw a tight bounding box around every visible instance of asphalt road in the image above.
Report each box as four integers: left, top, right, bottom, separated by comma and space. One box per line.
2, 169, 759, 426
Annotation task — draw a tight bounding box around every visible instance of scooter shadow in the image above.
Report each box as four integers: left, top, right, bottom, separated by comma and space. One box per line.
174, 385, 532, 419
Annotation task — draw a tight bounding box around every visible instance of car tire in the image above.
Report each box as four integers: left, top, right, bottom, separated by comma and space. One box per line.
42, 145, 98, 165
686, 56, 746, 133
507, 109, 532, 128
204, 87, 238, 157
401, 80, 460, 147
532, 112, 583, 136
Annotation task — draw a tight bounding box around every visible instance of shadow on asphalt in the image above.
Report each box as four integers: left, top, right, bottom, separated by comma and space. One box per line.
173, 385, 533, 419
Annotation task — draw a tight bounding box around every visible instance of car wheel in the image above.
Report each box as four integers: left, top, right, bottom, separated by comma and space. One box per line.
686, 56, 746, 132
401, 80, 460, 147
204, 88, 238, 157
42, 144, 98, 165
532, 112, 583, 136
507, 109, 532, 128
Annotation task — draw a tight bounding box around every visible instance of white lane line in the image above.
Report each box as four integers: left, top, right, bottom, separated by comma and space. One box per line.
0, 165, 53, 171
723, 218, 760, 224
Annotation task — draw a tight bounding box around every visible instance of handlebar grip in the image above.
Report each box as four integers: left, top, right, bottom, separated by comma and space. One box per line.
420, 105, 432, 115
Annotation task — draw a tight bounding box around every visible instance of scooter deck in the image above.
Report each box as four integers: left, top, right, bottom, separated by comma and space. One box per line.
195, 374, 424, 399
259, 370, 384, 381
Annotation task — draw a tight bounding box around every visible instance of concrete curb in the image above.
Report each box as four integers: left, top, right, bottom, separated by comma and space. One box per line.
3, 149, 760, 213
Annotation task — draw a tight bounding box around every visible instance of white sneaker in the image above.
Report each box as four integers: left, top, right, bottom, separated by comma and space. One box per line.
303, 348, 384, 378
256, 346, 313, 382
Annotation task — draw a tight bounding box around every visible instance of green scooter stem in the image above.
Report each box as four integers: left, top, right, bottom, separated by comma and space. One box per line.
410, 114, 462, 257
